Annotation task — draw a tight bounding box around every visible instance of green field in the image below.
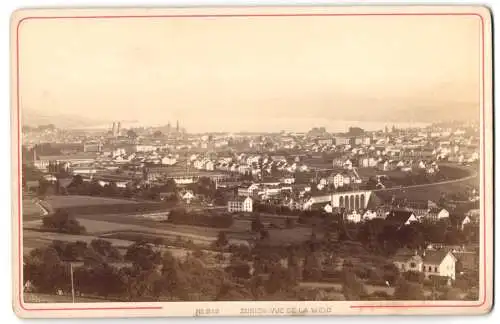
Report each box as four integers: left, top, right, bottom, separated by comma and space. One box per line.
22, 198, 48, 221
22, 228, 134, 255
266, 227, 314, 245
43, 195, 144, 208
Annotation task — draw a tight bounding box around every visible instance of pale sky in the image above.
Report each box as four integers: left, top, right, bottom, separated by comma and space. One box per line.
18, 14, 481, 132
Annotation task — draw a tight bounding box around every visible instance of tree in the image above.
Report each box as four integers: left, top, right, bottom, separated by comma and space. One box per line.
265, 264, 295, 294
90, 239, 122, 262
443, 287, 462, 300
156, 251, 186, 299
92, 264, 125, 298
127, 129, 138, 139
83, 248, 106, 267
421, 220, 448, 244
404, 270, 425, 284
341, 270, 367, 300
302, 252, 322, 281
215, 231, 229, 249
37, 179, 54, 197
125, 242, 162, 271
365, 177, 378, 190
163, 179, 177, 193
394, 279, 425, 300
215, 281, 252, 301
382, 263, 400, 285
214, 189, 227, 206
88, 179, 104, 196
251, 216, 264, 232
103, 181, 119, 197
396, 224, 425, 250
49, 240, 88, 261
230, 244, 252, 261
225, 261, 251, 279
260, 229, 270, 241
42, 210, 86, 234
23, 247, 70, 294
68, 174, 84, 190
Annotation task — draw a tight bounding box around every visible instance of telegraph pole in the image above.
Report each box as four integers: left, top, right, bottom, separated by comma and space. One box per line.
70, 262, 75, 303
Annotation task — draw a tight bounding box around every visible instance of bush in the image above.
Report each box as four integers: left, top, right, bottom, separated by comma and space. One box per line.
352, 265, 372, 280
341, 271, 367, 300
394, 279, 425, 300
192, 247, 204, 258
443, 287, 463, 300
427, 275, 451, 290
454, 270, 479, 289
302, 253, 322, 281
382, 263, 400, 285
42, 210, 86, 234
168, 209, 234, 228
214, 231, 229, 249
367, 291, 392, 300
225, 262, 251, 279
464, 289, 479, 301
404, 270, 425, 284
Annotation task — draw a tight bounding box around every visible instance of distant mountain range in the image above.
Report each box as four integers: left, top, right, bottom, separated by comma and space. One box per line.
21, 109, 142, 130
22, 100, 479, 131
21, 109, 108, 129
333, 103, 480, 124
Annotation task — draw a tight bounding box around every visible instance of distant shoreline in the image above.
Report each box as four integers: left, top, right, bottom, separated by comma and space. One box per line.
64, 120, 433, 134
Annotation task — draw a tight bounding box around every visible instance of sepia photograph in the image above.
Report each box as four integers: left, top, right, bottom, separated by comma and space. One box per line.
11, 5, 493, 318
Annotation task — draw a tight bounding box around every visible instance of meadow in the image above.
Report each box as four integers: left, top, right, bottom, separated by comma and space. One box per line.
42, 195, 151, 208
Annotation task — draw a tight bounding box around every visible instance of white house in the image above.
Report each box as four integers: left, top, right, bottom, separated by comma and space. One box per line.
299, 164, 309, 172
161, 156, 177, 165
345, 210, 362, 223
393, 249, 457, 281
238, 183, 259, 197
281, 177, 295, 185
361, 157, 378, 168
343, 159, 353, 170
205, 161, 215, 171
427, 208, 450, 222
303, 195, 332, 210
323, 203, 333, 214
332, 173, 345, 188
459, 215, 472, 230
238, 165, 250, 174
386, 210, 419, 226
363, 210, 378, 221
421, 250, 457, 280
227, 196, 253, 213
181, 190, 195, 203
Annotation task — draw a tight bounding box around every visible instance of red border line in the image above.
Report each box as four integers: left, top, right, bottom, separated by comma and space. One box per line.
16, 12, 488, 312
